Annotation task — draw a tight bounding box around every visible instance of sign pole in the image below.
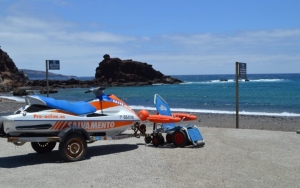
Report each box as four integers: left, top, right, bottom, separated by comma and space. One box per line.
46, 60, 49, 97
235, 62, 239, 129
236, 62, 247, 129
45, 60, 60, 97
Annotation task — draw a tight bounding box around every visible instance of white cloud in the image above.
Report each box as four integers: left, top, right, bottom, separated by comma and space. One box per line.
56, 32, 137, 43
0, 15, 140, 75
162, 29, 300, 51
0, 14, 299, 76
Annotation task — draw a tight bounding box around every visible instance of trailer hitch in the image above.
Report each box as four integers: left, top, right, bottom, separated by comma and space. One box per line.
131, 122, 147, 138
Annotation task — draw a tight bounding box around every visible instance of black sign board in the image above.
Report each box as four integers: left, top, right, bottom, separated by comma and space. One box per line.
238, 63, 247, 79
48, 60, 60, 70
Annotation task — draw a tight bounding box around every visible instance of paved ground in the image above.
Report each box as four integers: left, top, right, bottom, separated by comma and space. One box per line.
0, 127, 300, 188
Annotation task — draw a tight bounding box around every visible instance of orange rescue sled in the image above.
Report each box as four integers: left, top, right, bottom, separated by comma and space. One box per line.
139, 94, 205, 147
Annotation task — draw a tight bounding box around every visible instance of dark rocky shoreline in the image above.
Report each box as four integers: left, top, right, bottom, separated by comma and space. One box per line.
1, 50, 182, 93
11, 77, 181, 96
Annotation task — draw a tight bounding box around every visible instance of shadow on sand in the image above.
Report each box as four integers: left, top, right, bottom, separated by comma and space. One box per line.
0, 144, 138, 168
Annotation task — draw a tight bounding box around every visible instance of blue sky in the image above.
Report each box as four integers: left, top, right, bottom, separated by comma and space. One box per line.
0, 0, 299, 76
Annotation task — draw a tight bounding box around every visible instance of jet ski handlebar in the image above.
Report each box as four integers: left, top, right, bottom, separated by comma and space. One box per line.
84, 87, 106, 97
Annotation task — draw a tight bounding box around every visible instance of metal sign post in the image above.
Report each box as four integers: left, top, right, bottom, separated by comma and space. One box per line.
46, 60, 49, 97
235, 62, 239, 129
236, 62, 247, 129
46, 60, 60, 97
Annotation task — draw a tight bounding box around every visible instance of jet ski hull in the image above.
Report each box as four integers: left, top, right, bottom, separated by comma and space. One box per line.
1, 88, 141, 138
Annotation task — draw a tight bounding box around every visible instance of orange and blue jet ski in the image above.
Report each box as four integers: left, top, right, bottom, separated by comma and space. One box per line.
0, 87, 144, 162
0, 87, 140, 138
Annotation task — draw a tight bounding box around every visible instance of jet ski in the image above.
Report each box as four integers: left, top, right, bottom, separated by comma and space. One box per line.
0, 87, 141, 138
0, 89, 204, 162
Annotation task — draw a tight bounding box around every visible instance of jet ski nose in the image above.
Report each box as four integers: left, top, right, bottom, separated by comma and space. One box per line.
0, 116, 8, 137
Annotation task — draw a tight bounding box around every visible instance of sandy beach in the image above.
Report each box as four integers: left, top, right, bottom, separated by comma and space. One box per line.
0, 127, 300, 187
1, 96, 300, 187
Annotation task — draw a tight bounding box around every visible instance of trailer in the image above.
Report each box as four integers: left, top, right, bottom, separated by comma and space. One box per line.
3, 123, 147, 162
0, 90, 204, 163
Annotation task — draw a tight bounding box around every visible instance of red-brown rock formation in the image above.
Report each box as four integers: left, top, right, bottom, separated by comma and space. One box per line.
0, 49, 29, 92
95, 54, 182, 84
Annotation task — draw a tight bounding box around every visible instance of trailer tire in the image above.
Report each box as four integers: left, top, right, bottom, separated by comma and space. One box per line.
144, 135, 152, 144
59, 134, 87, 162
152, 136, 160, 146
158, 134, 165, 145
166, 133, 172, 143
152, 135, 164, 146
31, 142, 56, 153
172, 130, 187, 147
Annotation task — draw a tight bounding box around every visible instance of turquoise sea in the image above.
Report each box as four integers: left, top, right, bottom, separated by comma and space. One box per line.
2, 74, 300, 117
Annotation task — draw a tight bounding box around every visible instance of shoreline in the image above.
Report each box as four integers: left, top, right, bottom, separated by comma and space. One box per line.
2, 94, 299, 117
141, 111, 300, 132
0, 97, 25, 113
1, 97, 299, 132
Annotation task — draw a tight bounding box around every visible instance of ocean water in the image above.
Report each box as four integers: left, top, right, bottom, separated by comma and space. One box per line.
1, 74, 300, 117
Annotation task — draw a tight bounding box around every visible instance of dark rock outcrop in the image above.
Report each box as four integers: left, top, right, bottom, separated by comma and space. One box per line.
95, 54, 182, 85
0, 51, 182, 93
12, 88, 28, 96
0, 49, 29, 92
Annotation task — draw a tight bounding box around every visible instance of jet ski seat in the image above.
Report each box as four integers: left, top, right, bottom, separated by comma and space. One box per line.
25, 95, 96, 115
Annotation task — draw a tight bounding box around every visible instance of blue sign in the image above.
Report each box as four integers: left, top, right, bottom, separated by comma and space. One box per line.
48, 60, 60, 70
238, 63, 247, 79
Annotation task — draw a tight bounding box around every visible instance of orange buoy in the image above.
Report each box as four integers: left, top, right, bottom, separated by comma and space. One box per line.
137, 110, 149, 121
147, 115, 181, 123
172, 113, 197, 121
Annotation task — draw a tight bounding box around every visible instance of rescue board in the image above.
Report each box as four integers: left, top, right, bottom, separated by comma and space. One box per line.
147, 115, 181, 123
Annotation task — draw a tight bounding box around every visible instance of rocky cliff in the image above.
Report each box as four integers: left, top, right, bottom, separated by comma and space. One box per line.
95, 54, 182, 84
0, 49, 29, 92
0, 50, 182, 94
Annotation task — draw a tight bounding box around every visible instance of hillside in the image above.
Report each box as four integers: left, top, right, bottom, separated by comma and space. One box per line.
0, 49, 29, 92
20, 69, 78, 80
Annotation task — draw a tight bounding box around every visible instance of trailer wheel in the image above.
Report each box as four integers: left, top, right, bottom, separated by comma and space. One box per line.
31, 142, 56, 153
152, 136, 160, 146
172, 130, 187, 147
59, 134, 87, 162
158, 135, 165, 145
152, 135, 164, 146
166, 133, 172, 143
144, 135, 152, 144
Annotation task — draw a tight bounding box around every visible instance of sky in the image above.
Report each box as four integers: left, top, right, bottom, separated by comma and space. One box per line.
0, 0, 299, 76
